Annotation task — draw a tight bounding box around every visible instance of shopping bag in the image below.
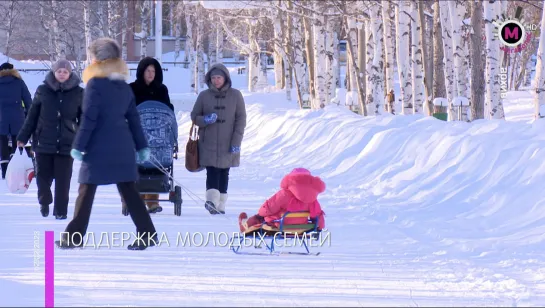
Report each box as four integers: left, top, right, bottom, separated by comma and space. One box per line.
185, 122, 204, 172
6, 148, 35, 194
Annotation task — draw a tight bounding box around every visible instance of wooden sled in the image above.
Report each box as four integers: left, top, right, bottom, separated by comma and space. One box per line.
229, 211, 324, 256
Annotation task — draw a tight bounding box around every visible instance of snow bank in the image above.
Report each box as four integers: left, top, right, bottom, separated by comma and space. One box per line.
177, 94, 545, 255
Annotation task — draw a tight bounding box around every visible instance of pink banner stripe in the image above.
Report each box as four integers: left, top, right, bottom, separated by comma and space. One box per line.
45, 231, 54, 307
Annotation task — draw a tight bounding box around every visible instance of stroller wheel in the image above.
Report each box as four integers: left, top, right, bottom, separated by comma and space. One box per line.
174, 186, 182, 216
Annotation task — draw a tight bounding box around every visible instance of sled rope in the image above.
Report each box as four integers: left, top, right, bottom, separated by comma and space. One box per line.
147, 155, 237, 222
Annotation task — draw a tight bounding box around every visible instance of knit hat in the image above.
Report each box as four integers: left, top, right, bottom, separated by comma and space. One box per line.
290, 168, 311, 175
52, 59, 72, 73
88, 37, 121, 61
0, 62, 14, 71
210, 68, 226, 79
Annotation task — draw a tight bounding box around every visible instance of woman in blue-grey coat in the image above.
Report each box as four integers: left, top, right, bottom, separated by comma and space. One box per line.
0, 62, 32, 179
56, 38, 158, 251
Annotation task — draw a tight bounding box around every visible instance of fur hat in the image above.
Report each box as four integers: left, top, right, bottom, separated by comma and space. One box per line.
88, 37, 121, 61
51, 59, 72, 73
0, 62, 14, 71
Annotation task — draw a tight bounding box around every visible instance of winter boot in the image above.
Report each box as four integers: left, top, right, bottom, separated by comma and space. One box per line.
40, 204, 49, 217
127, 233, 158, 250
217, 193, 227, 214
238, 212, 248, 233
55, 232, 83, 249
204, 189, 220, 214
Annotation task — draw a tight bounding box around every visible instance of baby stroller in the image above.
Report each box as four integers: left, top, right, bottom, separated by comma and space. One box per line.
134, 100, 183, 216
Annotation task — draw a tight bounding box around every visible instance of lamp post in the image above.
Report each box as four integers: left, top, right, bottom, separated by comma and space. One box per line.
155, 0, 162, 63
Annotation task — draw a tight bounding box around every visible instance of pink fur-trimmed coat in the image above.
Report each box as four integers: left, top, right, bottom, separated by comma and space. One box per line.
257, 170, 326, 230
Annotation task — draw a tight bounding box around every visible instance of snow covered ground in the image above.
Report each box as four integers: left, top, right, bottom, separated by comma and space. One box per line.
0, 56, 544, 306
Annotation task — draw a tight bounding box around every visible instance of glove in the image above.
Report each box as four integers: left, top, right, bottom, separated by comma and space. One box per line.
203, 113, 217, 124
230, 146, 240, 153
70, 149, 83, 161
136, 147, 150, 163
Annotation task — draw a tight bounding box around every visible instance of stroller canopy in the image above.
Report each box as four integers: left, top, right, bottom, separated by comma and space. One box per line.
137, 100, 178, 168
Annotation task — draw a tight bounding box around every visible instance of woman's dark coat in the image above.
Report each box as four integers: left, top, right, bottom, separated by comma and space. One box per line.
74, 58, 148, 185
17, 72, 84, 155
0, 68, 32, 135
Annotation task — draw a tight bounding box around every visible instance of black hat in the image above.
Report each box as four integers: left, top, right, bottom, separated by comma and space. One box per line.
0, 62, 14, 71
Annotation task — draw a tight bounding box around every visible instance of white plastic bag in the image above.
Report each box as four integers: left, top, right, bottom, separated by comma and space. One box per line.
6, 149, 35, 194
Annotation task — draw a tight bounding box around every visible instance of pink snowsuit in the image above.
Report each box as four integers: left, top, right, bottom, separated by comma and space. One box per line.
255, 168, 326, 230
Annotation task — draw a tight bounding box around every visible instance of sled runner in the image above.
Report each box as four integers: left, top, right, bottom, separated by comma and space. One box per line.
229, 211, 323, 256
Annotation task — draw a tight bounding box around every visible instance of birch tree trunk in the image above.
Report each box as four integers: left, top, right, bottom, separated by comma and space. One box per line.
173, 3, 182, 63
185, 5, 195, 90
140, 0, 151, 59
365, 20, 374, 115
439, 1, 455, 119
533, 3, 545, 119
108, 0, 118, 38
83, 0, 92, 65
411, 1, 425, 114
357, 19, 367, 116
196, 4, 205, 90
396, 0, 413, 115
346, 16, 359, 110
418, 1, 431, 115
121, 1, 128, 60
273, 6, 284, 89
325, 12, 337, 103
208, 20, 217, 66
449, 0, 470, 99
382, 1, 395, 114
433, 0, 446, 100
470, 0, 485, 120
216, 25, 224, 64
303, 15, 315, 105
291, 3, 309, 105
369, 5, 385, 115
96, 1, 105, 38
312, 2, 327, 109
283, 2, 292, 101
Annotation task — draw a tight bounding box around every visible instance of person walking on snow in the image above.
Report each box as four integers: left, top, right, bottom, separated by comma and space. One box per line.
121, 56, 173, 215
190, 63, 246, 215
0, 62, 32, 179
57, 38, 157, 250
16, 59, 84, 219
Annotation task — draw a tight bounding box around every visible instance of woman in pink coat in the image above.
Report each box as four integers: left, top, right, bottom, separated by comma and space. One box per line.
238, 168, 326, 232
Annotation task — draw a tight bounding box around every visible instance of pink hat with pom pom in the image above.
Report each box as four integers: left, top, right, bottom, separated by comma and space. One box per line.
290, 167, 311, 175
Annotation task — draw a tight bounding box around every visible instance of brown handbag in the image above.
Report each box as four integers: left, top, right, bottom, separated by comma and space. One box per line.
185, 122, 204, 172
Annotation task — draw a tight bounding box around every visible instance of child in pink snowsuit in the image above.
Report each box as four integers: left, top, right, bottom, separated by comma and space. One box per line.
238, 168, 326, 232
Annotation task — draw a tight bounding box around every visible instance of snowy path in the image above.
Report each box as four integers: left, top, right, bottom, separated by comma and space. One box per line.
0, 157, 543, 306
0, 89, 544, 306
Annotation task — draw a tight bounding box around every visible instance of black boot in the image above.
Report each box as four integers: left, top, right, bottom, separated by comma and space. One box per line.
127, 233, 158, 250
55, 233, 83, 249
40, 204, 49, 217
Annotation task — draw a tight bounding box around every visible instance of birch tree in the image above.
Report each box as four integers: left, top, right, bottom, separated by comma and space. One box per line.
382, 1, 395, 114
195, 4, 205, 90
345, 15, 359, 111
290, 1, 309, 106
324, 9, 337, 104
533, 3, 545, 119
138, 0, 151, 59
449, 0, 470, 99
273, 4, 284, 89
411, 1, 425, 114
396, 0, 413, 115
216, 23, 224, 64
484, 0, 504, 119
439, 1, 455, 119
312, 1, 327, 109
368, 4, 385, 115
121, 1, 129, 60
